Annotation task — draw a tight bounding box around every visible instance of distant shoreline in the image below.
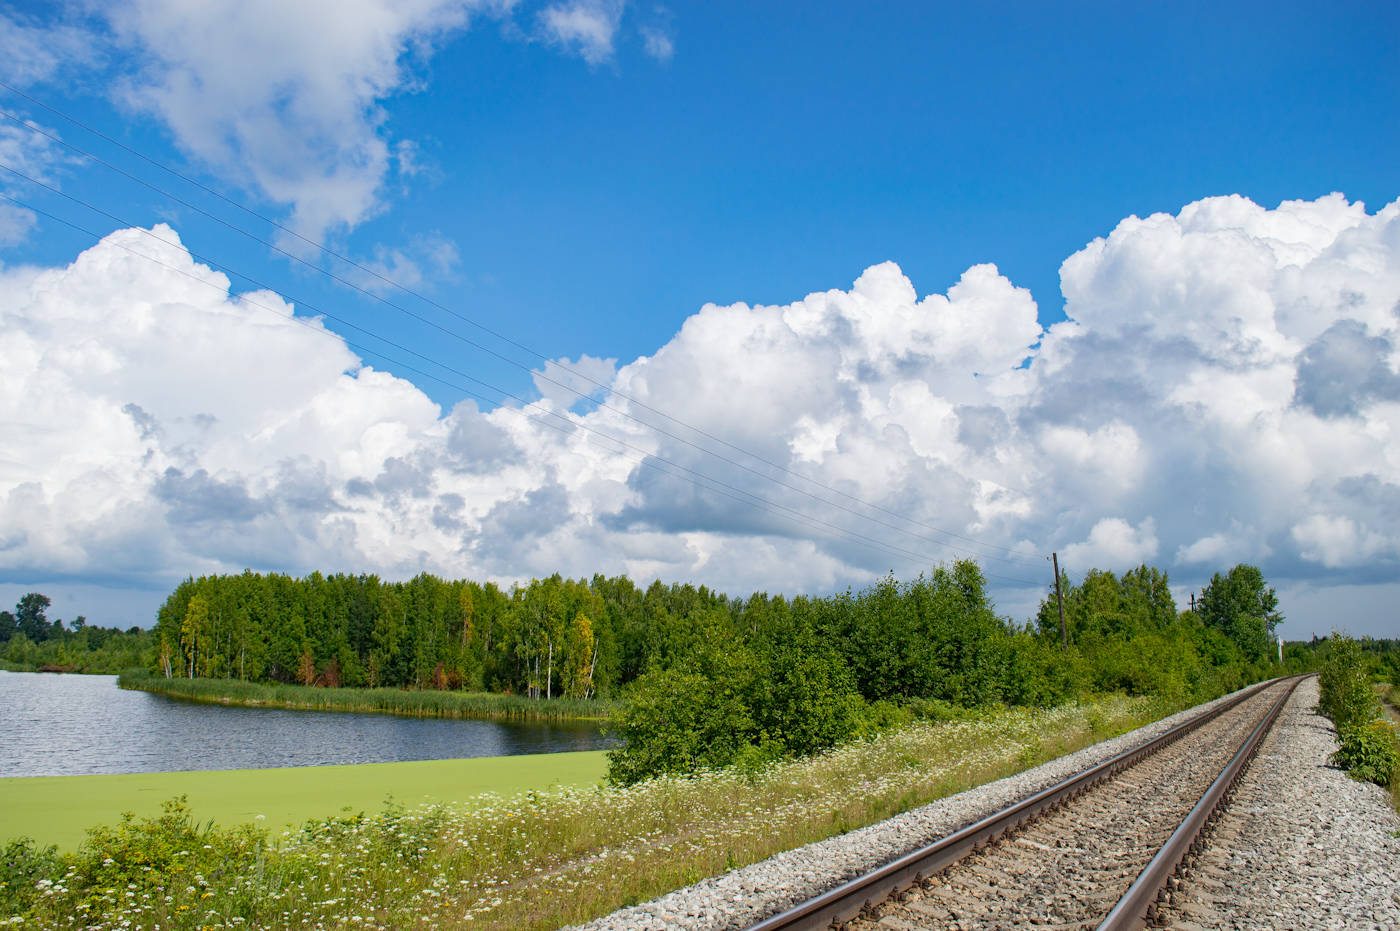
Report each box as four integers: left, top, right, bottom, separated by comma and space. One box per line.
118, 670, 613, 722
0, 660, 126, 675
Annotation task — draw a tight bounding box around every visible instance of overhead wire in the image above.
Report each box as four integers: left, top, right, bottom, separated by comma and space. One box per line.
0, 187, 1050, 588
0, 154, 1048, 571
0, 82, 1044, 565
0, 102, 1042, 567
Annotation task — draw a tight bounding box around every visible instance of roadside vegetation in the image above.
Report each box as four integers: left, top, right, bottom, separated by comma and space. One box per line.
1, 694, 1171, 931
1314, 630, 1400, 805
118, 669, 610, 721
2, 558, 1299, 930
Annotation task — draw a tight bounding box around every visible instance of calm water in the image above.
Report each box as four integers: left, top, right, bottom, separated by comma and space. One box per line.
0, 671, 613, 777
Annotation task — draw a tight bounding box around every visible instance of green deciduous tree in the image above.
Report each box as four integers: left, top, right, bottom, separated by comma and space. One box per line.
1198, 564, 1281, 664
15, 593, 52, 642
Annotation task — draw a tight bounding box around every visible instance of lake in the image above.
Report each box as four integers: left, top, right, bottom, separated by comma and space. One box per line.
0, 670, 614, 777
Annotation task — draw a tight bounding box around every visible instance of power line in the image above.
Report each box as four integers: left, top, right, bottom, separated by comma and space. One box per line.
0, 189, 1049, 588
0, 156, 1047, 570
0, 82, 1045, 564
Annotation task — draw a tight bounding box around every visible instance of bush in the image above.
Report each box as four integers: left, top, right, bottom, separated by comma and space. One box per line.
606, 599, 870, 785
0, 838, 59, 914
3, 797, 269, 927
1318, 632, 1379, 732
1316, 630, 1399, 788
72, 796, 262, 890
752, 649, 865, 757
1331, 721, 1400, 788
606, 665, 759, 785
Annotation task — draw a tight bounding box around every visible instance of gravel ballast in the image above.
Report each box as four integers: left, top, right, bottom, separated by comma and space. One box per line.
1164, 677, 1400, 931
568, 684, 1282, 931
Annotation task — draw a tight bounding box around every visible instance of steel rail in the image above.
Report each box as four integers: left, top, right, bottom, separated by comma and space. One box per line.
743, 676, 1298, 931
1097, 674, 1307, 931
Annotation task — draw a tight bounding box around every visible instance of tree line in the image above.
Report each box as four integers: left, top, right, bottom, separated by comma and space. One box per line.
151, 570, 693, 699
140, 560, 1291, 782
609, 560, 1287, 782
1, 594, 152, 673
3, 560, 1296, 784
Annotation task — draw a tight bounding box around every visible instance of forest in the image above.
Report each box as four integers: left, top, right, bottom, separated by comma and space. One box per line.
3, 561, 1334, 783
104, 559, 1292, 782
138, 563, 1276, 694
0, 593, 152, 673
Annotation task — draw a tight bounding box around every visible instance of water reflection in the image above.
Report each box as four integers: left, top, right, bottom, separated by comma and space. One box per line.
0, 670, 613, 777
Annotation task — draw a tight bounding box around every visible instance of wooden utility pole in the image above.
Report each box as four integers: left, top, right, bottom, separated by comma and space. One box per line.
1052, 552, 1068, 651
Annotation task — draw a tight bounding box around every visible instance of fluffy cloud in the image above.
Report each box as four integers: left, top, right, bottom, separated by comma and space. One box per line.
1062, 518, 1159, 572
5, 2, 672, 252
1291, 514, 1390, 569
538, 0, 624, 65
3, 193, 1400, 628
1175, 520, 1270, 567
96, 0, 509, 244
532, 354, 618, 408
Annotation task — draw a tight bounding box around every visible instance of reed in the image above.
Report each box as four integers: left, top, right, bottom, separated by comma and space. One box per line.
117, 669, 612, 721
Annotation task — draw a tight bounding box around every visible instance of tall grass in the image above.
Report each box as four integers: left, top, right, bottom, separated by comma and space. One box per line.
1380, 683, 1400, 723
1380, 684, 1400, 814
117, 670, 611, 722
6, 694, 1177, 931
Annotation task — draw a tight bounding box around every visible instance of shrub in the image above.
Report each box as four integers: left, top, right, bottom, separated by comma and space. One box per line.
752, 649, 865, 757
1316, 630, 1399, 788
606, 665, 759, 785
0, 838, 59, 914
1318, 632, 1379, 732
3, 797, 270, 927
1331, 721, 1400, 788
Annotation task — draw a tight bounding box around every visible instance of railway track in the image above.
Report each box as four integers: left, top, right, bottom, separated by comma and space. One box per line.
746, 676, 1307, 931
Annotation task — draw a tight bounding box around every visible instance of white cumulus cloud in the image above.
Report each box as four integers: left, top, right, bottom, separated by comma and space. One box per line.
1061, 518, 1160, 572
1174, 521, 1271, 566
1291, 514, 1391, 569
4, 191, 1400, 633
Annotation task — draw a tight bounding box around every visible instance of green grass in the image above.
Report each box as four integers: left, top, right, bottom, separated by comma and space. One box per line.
119, 669, 612, 721
0, 751, 610, 852
4, 694, 1186, 931
1378, 682, 1400, 723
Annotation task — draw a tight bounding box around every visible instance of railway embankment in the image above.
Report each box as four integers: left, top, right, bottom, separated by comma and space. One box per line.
573, 679, 1400, 931
1160, 677, 1399, 930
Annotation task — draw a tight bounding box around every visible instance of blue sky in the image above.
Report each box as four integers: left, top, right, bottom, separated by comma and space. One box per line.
7, 1, 1397, 403
1, 0, 1399, 636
